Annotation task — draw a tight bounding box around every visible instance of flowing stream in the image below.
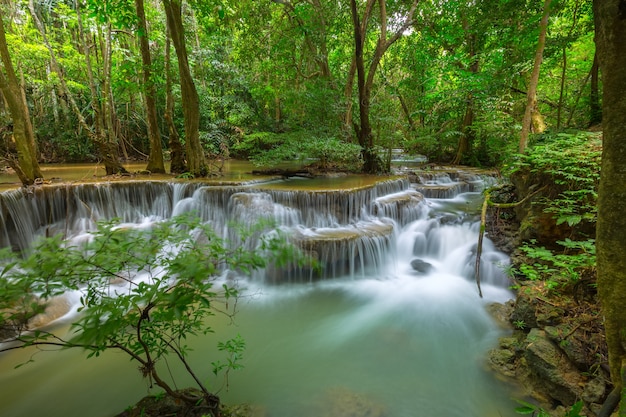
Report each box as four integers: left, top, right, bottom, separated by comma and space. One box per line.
0, 170, 521, 417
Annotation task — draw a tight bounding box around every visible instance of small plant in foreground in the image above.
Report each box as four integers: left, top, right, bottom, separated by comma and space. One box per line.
513, 320, 526, 330
0, 213, 302, 417
515, 399, 585, 417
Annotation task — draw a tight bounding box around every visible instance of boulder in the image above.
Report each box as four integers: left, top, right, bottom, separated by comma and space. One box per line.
524, 328, 584, 405
410, 258, 434, 274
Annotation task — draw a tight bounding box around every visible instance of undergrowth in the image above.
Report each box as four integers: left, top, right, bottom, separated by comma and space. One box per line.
506, 130, 600, 292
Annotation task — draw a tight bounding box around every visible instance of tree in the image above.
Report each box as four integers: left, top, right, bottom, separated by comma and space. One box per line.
27, 0, 128, 175
163, 0, 207, 177
349, 0, 419, 174
519, 0, 552, 154
135, 0, 166, 174
0, 215, 300, 416
593, 0, 626, 414
0, 11, 43, 185
164, 19, 186, 174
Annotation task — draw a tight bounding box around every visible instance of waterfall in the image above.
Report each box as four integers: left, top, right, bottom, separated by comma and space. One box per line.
0, 170, 519, 417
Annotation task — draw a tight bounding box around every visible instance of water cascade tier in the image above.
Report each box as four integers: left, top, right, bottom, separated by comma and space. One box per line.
0, 169, 521, 417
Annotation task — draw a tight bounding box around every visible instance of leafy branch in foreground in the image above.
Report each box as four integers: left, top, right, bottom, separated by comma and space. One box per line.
0, 213, 302, 417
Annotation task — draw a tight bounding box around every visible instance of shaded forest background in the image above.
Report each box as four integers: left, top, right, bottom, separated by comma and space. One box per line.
0, 0, 598, 180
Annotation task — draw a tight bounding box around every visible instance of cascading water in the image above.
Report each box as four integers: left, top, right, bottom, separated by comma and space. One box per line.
0, 171, 521, 417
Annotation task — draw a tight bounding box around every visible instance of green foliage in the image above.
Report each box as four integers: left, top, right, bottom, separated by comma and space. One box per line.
506, 131, 601, 227
515, 399, 585, 417
233, 131, 362, 172
515, 399, 551, 417
0, 214, 302, 401
516, 238, 595, 290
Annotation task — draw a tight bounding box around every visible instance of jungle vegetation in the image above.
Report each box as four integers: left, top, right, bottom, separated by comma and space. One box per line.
0, 0, 598, 180
2, 0, 626, 415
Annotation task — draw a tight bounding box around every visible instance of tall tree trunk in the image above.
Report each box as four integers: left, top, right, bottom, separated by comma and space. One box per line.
519, 0, 552, 153
557, 0, 579, 130
163, 24, 185, 174
349, 0, 419, 174
30, 1, 127, 175
556, 46, 567, 130
163, 0, 206, 177
135, 0, 165, 174
397, 92, 415, 133
452, 100, 475, 165
101, 23, 127, 165
0, 14, 42, 185
593, 0, 626, 414
343, 58, 356, 138
589, 51, 601, 126
452, 22, 479, 166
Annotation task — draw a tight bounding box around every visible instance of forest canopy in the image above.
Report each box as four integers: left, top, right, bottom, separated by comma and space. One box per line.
0, 0, 597, 181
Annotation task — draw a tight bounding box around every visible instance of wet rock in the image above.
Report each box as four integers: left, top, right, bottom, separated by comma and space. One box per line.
536, 308, 563, 327
544, 325, 590, 371
116, 389, 268, 417
488, 345, 517, 377
438, 213, 461, 225
486, 301, 514, 329
372, 190, 424, 225
264, 221, 395, 282
524, 328, 584, 405
582, 375, 606, 404
509, 291, 539, 330
413, 183, 467, 199
410, 258, 433, 274
28, 296, 72, 329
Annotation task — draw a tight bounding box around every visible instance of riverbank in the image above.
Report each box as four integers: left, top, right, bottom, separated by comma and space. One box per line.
485, 176, 608, 417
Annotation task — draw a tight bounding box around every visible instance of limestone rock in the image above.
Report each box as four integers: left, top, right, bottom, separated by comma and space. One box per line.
510, 291, 539, 329
486, 301, 514, 329
524, 328, 584, 405
544, 325, 590, 371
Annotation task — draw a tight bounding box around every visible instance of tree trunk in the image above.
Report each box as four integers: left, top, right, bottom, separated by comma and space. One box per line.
135, 0, 165, 174
349, 0, 419, 174
452, 23, 479, 166
163, 0, 207, 177
556, 45, 567, 130
594, 0, 626, 413
31, 1, 127, 175
163, 24, 185, 174
101, 23, 127, 166
343, 58, 356, 138
519, 0, 552, 153
452, 100, 474, 165
397, 92, 415, 133
557, 0, 580, 130
0, 15, 42, 185
589, 51, 601, 126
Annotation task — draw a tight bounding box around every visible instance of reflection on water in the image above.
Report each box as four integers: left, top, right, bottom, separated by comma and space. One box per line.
0, 161, 275, 191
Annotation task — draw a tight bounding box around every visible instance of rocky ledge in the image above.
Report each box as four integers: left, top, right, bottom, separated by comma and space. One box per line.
487, 286, 608, 417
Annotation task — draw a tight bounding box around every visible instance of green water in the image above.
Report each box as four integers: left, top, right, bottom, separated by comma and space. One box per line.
0, 276, 521, 417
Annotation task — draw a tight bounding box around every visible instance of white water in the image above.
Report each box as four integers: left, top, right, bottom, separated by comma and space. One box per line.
0, 173, 521, 417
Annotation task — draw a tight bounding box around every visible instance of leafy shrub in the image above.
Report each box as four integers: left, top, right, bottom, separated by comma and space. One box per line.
0, 214, 302, 415
505, 130, 601, 228
230, 131, 283, 159
516, 238, 596, 290
506, 131, 600, 291
233, 131, 363, 172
